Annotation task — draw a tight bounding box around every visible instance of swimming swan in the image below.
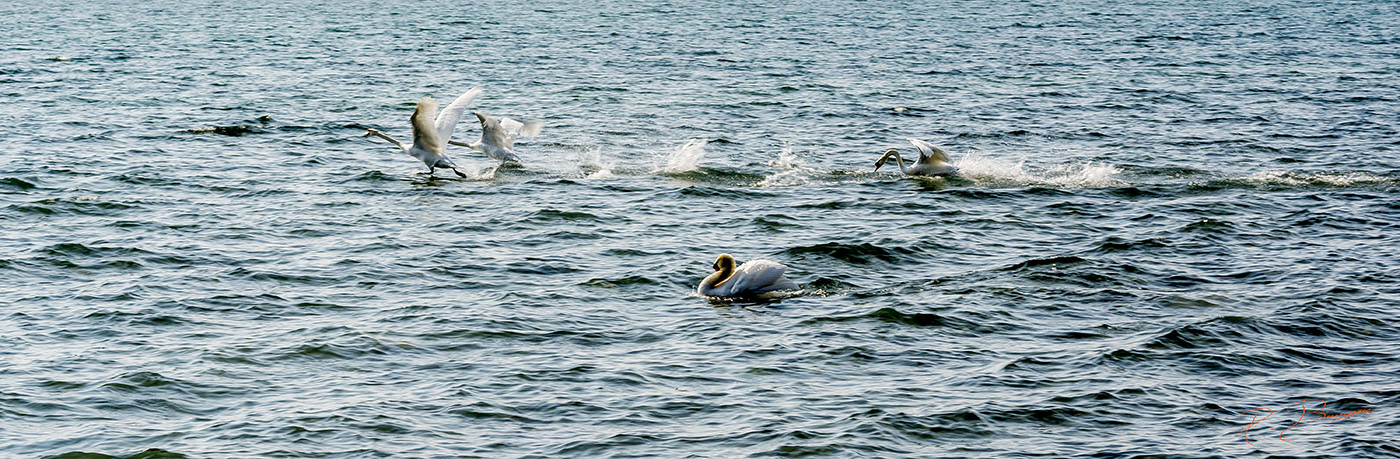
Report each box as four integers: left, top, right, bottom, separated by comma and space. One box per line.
363, 87, 482, 178
874, 138, 958, 177
465, 111, 543, 164
697, 254, 798, 298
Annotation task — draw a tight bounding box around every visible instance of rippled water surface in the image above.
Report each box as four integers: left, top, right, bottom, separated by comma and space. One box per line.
3, 0, 1399, 457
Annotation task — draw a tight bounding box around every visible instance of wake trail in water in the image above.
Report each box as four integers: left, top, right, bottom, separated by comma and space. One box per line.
1240, 170, 1393, 187
952, 152, 1122, 188
749, 145, 1122, 188
421, 141, 1386, 192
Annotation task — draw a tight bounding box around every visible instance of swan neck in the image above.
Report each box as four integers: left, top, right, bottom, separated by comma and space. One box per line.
372, 131, 408, 152
889, 150, 910, 173
710, 267, 735, 288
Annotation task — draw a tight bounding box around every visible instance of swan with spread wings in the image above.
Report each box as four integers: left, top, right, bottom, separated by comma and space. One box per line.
465, 111, 543, 165
874, 138, 958, 177
363, 87, 482, 178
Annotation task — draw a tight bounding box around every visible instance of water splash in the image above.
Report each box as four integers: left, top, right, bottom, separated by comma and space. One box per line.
1042, 161, 1123, 187
952, 152, 1033, 184
576, 146, 614, 179
465, 165, 499, 180
758, 144, 822, 187
1242, 170, 1391, 187
954, 152, 1121, 188
768, 144, 800, 169
656, 139, 707, 173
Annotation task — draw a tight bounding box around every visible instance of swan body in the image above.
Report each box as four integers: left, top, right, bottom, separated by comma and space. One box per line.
363, 87, 482, 178
698, 254, 798, 298
874, 138, 958, 177
466, 111, 543, 164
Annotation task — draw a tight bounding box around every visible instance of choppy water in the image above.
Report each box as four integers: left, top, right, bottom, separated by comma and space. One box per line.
3, 0, 1399, 457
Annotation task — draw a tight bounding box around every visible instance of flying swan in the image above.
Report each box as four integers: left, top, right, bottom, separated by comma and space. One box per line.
697, 254, 798, 298
874, 138, 958, 177
363, 87, 482, 178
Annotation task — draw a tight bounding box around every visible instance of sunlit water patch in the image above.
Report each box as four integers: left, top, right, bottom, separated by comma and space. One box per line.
2, 0, 1398, 457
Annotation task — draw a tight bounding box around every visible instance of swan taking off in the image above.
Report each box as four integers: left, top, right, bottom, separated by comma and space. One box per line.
363, 87, 483, 178
465, 111, 543, 164
698, 254, 799, 298
874, 138, 958, 177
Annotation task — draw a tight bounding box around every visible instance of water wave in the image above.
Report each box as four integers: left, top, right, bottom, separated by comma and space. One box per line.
783, 242, 920, 264
1, 177, 38, 190
6, 0, 1398, 457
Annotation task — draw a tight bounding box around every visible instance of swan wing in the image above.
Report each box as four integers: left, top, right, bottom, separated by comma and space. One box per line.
411, 97, 442, 154
434, 87, 483, 142
732, 259, 792, 294
488, 117, 540, 151
906, 138, 951, 164
500, 117, 544, 138
476, 112, 510, 150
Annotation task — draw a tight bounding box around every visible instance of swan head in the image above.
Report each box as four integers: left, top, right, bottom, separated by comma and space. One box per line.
712, 254, 736, 272
362, 128, 379, 137
474, 111, 495, 126
874, 149, 898, 172
706, 253, 738, 289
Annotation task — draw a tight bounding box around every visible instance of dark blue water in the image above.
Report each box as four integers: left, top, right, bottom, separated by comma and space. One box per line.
2, 0, 1398, 457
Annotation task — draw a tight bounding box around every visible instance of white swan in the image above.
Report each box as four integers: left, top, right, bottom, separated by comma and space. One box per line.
874, 138, 958, 177
461, 111, 542, 164
697, 254, 798, 298
363, 87, 482, 178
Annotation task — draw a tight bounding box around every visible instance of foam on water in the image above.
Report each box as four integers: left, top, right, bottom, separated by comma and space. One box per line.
1242, 170, 1393, 187
1041, 161, 1124, 188
757, 144, 822, 187
954, 152, 1123, 188
575, 146, 614, 179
